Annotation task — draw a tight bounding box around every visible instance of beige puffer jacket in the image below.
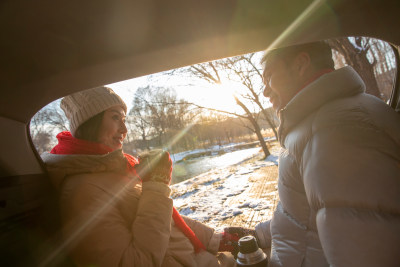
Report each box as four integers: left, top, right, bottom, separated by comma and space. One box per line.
42, 150, 234, 267
255, 66, 400, 267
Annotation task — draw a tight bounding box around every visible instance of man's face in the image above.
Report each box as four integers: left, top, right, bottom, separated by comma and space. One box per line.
262, 56, 301, 111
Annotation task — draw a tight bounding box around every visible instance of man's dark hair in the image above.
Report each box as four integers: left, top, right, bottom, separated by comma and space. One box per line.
261, 41, 334, 70
74, 111, 105, 142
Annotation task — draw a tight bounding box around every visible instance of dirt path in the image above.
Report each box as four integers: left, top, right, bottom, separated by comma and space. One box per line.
216, 164, 279, 229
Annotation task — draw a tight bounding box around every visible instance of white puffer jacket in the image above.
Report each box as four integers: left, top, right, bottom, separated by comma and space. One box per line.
255, 66, 400, 267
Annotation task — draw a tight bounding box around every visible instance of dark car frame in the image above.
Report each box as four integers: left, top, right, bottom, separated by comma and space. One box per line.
1, 0, 399, 266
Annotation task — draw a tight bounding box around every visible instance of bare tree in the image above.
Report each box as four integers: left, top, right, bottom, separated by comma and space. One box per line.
129, 87, 152, 149
328, 37, 396, 100
187, 100, 270, 157
226, 54, 278, 139
234, 96, 270, 157
367, 39, 397, 102
30, 100, 68, 154
170, 53, 275, 158
129, 86, 197, 149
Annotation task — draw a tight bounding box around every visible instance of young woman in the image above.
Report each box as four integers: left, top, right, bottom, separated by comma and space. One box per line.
41, 87, 236, 267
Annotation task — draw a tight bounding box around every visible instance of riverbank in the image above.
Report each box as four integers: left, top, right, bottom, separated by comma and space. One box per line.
171, 138, 277, 184
170, 137, 276, 163
171, 141, 280, 231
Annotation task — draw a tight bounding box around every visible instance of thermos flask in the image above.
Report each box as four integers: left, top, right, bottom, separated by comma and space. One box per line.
236, 235, 268, 267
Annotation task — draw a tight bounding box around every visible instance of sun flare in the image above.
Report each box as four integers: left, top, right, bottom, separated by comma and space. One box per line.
189, 80, 243, 113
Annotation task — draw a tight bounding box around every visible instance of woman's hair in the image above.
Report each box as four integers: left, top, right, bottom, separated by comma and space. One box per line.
74, 111, 105, 142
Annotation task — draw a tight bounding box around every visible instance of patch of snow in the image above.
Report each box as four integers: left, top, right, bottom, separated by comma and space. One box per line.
170, 141, 267, 163
171, 146, 279, 232
265, 153, 279, 165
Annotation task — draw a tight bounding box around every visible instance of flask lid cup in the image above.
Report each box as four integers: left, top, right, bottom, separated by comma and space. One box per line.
238, 235, 259, 254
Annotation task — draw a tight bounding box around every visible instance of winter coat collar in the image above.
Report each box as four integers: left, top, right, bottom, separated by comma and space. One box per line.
41, 149, 129, 190
278, 66, 366, 144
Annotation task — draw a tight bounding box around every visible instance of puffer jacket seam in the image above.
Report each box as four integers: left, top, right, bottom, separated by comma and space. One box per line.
318, 204, 400, 217
62, 174, 109, 194
299, 119, 321, 267
298, 132, 311, 187
358, 102, 400, 149
277, 203, 308, 231
64, 174, 127, 199
296, 113, 316, 181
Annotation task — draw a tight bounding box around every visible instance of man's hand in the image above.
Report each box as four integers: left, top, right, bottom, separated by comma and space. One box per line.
219, 231, 240, 256
224, 226, 257, 239
135, 149, 173, 185
219, 226, 258, 258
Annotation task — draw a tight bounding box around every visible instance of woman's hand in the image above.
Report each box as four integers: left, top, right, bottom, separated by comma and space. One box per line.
135, 149, 173, 185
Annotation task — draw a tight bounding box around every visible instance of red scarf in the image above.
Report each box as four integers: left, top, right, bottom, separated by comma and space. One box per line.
51, 131, 206, 253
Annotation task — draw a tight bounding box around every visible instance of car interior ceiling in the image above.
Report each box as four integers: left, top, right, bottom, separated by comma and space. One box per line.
1, 0, 400, 266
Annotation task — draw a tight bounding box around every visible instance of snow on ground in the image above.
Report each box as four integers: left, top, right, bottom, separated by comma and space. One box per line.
171, 146, 279, 232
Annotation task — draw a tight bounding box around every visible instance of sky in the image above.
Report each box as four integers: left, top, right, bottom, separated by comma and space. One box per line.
107, 72, 250, 115
107, 51, 269, 115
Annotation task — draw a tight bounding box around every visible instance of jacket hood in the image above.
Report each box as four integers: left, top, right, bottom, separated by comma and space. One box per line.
278, 66, 366, 143
41, 149, 129, 189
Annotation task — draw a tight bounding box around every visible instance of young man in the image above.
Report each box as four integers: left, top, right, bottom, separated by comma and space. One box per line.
223, 41, 400, 267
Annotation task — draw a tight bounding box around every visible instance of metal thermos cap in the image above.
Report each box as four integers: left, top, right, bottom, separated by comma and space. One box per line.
238, 235, 259, 254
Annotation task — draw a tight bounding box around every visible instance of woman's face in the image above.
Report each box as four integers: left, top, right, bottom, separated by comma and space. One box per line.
97, 106, 127, 151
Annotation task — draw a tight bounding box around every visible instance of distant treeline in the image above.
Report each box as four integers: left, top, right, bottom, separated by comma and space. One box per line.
123, 112, 277, 155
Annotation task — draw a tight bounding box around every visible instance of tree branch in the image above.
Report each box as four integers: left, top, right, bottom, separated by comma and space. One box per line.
187, 102, 246, 119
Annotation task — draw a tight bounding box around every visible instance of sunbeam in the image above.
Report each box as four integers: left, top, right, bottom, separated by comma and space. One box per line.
165, 122, 195, 150
40, 177, 141, 267
267, 0, 328, 52
40, 1, 328, 266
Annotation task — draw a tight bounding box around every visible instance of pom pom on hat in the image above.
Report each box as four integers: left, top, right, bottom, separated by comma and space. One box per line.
61, 87, 127, 136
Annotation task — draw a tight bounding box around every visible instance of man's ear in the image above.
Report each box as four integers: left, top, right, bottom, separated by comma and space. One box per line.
294, 52, 311, 77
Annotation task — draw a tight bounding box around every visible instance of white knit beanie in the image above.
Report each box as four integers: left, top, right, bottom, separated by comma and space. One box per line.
61, 86, 127, 136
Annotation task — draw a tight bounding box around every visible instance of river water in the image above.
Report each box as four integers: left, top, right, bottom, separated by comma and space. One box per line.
171, 147, 261, 184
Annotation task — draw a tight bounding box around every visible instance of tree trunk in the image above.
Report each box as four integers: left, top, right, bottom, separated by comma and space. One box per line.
235, 97, 270, 158
141, 133, 150, 150
240, 54, 279, 139
252, 97, 278, 139
328, 38, 381, 99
